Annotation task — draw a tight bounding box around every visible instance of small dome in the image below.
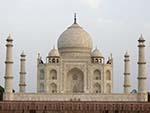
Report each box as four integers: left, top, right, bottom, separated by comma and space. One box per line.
7, 33, 13, 41
21, 51, 26, 57
91, 48, 103, 57
138, 34, 145, 42
48, 47, 60, 57
124, 52, 129, 57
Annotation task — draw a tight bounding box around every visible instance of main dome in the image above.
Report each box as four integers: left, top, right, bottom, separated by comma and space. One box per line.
58, 23, 92, 49
57, 16, 93, 57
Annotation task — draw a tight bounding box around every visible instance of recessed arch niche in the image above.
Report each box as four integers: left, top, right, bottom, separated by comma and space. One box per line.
67, 68, 84, 93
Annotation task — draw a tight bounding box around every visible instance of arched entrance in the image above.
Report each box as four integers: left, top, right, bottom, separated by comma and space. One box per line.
67, 68, 84, 93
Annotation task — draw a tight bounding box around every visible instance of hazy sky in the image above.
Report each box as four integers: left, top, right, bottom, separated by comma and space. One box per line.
0, 0, 150, 93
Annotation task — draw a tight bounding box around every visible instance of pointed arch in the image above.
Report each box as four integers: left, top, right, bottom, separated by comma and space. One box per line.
67, 68, 84, 93
94, 69, 101, 80
49, 69, 57, 80
49, 83, 57, 93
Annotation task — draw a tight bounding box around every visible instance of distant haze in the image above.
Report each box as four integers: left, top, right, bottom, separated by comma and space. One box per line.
0, 0, 150, 93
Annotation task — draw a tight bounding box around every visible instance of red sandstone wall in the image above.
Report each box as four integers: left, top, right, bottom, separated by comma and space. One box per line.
0, 101, 150, 113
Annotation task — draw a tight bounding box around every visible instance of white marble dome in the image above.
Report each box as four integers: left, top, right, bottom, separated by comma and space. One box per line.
57, 23, 93, 55
91, 48, 103, 57
48, 47, 60, 57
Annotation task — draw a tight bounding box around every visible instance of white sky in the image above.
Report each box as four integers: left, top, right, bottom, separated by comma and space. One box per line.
0, 0, 150, 93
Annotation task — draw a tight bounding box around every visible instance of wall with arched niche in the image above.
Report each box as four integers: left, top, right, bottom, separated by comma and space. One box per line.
49, 69, 57, 80
49, 83, 57, 93
67, 68, 84, 93
93, 69, 101, 80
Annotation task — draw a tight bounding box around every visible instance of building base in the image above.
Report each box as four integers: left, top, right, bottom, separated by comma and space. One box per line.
0, 101, 150, 113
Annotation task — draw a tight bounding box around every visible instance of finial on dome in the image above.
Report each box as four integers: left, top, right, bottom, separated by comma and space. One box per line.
74, 13, 77, 24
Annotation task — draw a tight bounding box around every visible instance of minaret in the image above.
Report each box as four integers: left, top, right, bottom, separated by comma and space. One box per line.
137, 34, 147, 93
4, 34, 14, 100
123, 52, 131, 94
19, 51, 26, 93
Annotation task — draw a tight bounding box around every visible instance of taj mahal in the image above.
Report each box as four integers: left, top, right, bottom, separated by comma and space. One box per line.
2, 14, 148, 102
